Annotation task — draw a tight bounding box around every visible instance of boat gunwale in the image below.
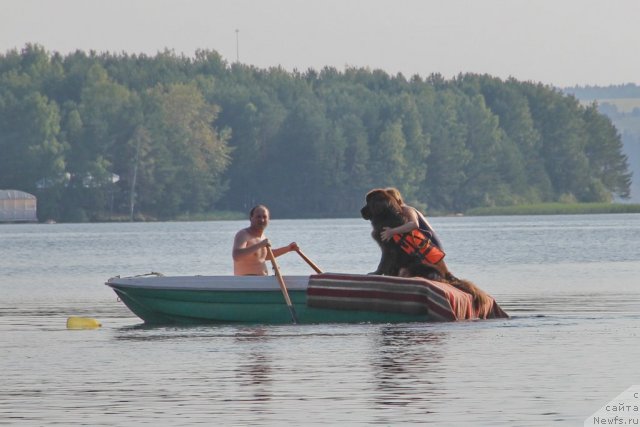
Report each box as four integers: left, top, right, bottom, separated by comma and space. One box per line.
105, 274, 311, 292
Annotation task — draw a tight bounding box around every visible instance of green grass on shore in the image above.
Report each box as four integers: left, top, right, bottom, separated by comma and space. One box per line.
71, 204, 640, 223
465, 202, 640, 216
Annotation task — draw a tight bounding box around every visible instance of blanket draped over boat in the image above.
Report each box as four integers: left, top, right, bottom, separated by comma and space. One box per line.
307, 273, 508, 321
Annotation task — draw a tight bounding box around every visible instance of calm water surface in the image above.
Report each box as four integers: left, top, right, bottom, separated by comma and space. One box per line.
1, 215, 640, 426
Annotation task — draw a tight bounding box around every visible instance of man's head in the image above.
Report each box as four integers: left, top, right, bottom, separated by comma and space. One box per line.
249, 205, 270, 230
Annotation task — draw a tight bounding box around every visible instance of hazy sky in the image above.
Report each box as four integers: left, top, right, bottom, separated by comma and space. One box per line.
2, 0, 639, 87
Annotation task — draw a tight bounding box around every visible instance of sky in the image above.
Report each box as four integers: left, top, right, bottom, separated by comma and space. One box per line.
1, 0, 639, 88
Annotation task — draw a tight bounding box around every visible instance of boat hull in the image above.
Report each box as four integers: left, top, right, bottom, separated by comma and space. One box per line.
106, 273, 507, 325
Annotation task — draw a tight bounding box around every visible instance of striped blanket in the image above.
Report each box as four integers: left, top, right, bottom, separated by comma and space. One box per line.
307, 273, 508, 321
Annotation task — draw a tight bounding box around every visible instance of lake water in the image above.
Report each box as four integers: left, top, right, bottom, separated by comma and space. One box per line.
1, 214, 640, 426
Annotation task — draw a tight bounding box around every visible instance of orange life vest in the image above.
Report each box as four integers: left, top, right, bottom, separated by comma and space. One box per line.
392, 229, 445, 265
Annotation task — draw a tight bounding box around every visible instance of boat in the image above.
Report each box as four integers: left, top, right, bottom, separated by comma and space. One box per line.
106, 272, 508, 325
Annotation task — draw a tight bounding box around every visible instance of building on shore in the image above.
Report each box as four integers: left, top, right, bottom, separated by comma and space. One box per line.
0, 190, 38, 222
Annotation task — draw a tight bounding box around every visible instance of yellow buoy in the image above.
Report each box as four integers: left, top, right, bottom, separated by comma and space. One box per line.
66, 316, 102, 329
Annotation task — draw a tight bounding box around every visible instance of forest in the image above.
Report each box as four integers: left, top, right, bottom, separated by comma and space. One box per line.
0, 45, 632, 221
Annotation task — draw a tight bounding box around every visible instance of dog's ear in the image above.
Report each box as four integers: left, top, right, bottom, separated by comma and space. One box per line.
361, 205, 372, 220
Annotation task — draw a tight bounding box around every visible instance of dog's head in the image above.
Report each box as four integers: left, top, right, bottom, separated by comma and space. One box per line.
360, 188, 402, 221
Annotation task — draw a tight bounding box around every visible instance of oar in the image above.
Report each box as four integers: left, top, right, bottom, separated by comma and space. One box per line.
295, 249, 323, 274
266, 245, 298, 324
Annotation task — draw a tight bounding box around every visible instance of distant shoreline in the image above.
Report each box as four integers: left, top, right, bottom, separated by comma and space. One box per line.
8, 202, 638, 224
464, 202, 640, 216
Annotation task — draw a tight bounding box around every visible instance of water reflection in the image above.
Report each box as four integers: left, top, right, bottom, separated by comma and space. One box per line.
234, 328, 273, 404
371, 325, 448, 423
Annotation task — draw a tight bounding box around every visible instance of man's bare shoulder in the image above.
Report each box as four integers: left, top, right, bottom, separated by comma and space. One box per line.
233, 227, 251, 244
234, 227, 251, 238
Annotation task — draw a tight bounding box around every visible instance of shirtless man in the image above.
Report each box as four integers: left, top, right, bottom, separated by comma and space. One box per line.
232, 205, 299, 275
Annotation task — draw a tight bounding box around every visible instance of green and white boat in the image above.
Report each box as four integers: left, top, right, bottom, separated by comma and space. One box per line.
106, 272, 508, 325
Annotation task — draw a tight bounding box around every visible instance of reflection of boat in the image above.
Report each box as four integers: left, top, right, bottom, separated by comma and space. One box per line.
106, 273, 508, 325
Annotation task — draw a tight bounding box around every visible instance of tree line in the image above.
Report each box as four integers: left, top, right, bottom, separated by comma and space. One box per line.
0, 45, 632, 221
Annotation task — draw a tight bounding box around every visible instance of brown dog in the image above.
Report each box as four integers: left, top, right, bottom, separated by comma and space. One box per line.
360, 189, 429, 276
360, 188, 493, 313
